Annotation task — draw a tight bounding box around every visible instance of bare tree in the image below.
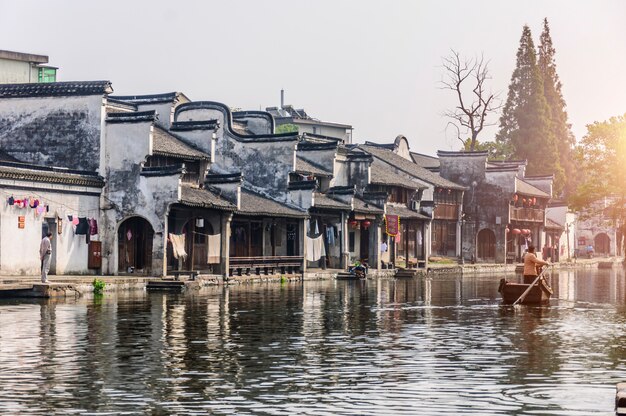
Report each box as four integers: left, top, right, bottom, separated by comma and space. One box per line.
440, 50, 501, 151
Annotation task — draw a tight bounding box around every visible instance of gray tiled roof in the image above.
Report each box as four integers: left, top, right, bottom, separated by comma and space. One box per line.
545, 218, 564, 230
386, 204, 430, 220
109, 92, 179, 104
360, 145, 465, 190
410, 152, 440, 168
238, 189, 307, 218
179, 185, 236, 210
353, 197, 384, 214
152, 126, 209, 160
515, 177, 550, 198
370, 159, 426, 189
296, 156, 332, 177
313, 193, 351, 210
0, 161, 104, 187
0, 81, 113, 98
106, 110, 157, 124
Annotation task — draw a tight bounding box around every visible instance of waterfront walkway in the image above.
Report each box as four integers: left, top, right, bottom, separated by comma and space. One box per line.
0, 256, 621, 298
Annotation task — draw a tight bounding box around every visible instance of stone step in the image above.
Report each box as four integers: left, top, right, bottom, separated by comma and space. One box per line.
146, 280, 186, 291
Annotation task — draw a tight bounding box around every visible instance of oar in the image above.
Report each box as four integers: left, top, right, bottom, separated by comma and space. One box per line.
512, 265, 551, 306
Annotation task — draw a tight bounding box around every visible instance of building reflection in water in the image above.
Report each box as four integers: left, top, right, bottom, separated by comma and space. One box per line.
1, 267, 626, 414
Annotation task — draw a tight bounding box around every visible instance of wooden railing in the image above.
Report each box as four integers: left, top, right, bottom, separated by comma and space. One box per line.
434, 203, 459, 220
229, 256, 304, 276
509, 206, 544, 222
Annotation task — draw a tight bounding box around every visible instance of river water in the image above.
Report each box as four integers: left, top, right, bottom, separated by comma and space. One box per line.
1, 268, 626, 415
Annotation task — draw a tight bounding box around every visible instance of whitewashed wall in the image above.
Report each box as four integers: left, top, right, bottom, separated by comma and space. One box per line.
0, 180, 101, 275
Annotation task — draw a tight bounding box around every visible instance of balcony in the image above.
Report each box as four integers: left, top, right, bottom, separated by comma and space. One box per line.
509, 206, 544, 222
433, 203, 459, 220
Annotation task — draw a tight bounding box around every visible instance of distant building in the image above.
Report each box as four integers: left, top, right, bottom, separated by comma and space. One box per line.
266, 90, 353, 143
0, 49, 57, 84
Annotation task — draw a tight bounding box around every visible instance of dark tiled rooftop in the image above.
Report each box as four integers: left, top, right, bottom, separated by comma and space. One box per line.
545, 218, 564, 229
410, 151, 440, 168
515, 177, 550, 198
360, 145, 465, 190
179, 185, 236, 210
313, 193, 351, 210
370, 160, 425, 189
152, 126, 209, 160
0, 161, 103, 187
237, 189, 307, 218
109, 92, 180, 104
0, 81, 113, 98
171, 120, 219, 131
353, 197, 384, 214
106, 110, 157, 124
386, 204, 430, 220
295, 156, 332, 177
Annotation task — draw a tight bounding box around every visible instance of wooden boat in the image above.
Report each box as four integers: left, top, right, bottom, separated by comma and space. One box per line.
498, 277, 553, 305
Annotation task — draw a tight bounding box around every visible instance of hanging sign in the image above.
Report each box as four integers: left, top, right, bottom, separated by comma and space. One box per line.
385, 215, 399, 236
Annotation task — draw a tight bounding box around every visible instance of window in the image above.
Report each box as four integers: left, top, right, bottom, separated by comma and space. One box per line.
38, 67, 57, 83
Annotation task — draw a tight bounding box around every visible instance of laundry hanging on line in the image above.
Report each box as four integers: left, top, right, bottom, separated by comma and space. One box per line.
326, 226, 336, 246
306, 235, 325, 262
207, 233, 221, 264
169, 234, 188, 261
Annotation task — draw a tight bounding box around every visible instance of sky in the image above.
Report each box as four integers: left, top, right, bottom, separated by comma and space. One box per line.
0, 0, 624, 155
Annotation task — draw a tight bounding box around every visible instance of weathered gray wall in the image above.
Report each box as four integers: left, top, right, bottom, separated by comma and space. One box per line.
102, 120, 179, 275
0, 95, 103, 171
175, 102, 297, 198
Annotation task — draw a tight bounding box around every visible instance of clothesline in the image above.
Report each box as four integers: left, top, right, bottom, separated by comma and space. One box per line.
0, 188, 100, 216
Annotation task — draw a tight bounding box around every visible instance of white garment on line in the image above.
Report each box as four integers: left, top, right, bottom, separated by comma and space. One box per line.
207, 233, 221, 264
306, 235, 325, 262
169, 234, 188, 261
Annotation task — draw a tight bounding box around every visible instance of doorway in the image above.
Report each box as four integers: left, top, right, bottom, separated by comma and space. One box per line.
477, 228, 496, 262
118, 217, 154, 274
594, 233, 611, 256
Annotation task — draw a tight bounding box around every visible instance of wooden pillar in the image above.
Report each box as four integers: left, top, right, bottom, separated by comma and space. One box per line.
220, 212, 233, 278
340, 211, 349, 269
369, 216, 382, 270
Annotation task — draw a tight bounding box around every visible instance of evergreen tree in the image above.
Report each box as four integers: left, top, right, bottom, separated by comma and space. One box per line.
496, 25, 564, 193
538, 18, 576, 197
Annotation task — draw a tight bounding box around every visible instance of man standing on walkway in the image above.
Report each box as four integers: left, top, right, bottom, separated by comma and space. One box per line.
40, 232, 52, 283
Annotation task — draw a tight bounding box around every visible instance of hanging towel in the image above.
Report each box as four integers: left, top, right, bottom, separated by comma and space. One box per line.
417, 230, 423, 246
89, 218, 98, 235
314, 219, 319, 235
169, 233, 187, 261
207, 233, 221, 264
306, 235, 324, 262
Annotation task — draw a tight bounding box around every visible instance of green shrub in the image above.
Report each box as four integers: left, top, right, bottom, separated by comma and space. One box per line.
93, 278, 106, 295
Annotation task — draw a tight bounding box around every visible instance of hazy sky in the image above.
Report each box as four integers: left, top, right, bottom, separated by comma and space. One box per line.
0, 0, 624, 155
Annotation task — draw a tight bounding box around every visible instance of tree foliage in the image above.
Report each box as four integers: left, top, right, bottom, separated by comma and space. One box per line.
460, 138, 507, 159
275, 123, 299, 134
571, 114, 626, 225
538, 18, 577, 198
496, 25, 564, 194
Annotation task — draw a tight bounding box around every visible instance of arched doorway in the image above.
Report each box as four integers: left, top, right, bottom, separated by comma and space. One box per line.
594, 233, 611, 256
118, 217, 154, 274
477, 228, 496, 262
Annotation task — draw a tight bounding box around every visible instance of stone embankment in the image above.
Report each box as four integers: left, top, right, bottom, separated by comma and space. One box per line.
0, 257, 621, 298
